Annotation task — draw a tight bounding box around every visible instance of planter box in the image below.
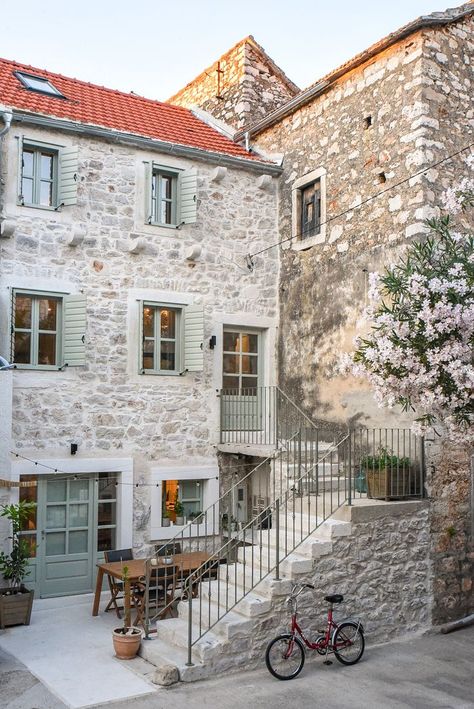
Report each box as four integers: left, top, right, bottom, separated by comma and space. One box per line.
366, 467, 413, 500
0, 586, 34, 629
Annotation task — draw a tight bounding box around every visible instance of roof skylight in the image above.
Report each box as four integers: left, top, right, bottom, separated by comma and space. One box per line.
15, 71, 65, 98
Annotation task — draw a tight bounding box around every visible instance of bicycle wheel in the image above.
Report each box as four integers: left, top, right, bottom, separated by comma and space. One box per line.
333, 622, 365, 665
265, 634, 305, 680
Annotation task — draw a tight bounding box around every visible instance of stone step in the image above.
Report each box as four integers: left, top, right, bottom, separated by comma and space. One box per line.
177, 598, 255, 641
237, 545, 313, 576
255, 529, 334, 558
217, 563, 292, 597
315, 518, 352, 539
139, 636, 210, 683
199, 580, 272, 617
155, 617, 224, 663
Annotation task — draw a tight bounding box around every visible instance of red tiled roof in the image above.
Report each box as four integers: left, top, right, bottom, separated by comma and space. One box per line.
0, 57, 263, 162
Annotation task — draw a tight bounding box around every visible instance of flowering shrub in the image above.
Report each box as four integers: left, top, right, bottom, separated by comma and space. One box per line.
345, 161, 474, 444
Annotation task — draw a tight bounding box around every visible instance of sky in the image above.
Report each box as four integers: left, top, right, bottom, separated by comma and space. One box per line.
1, 0, 451, 102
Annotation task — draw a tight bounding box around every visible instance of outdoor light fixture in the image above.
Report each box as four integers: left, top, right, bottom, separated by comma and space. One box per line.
209, 335, 217, 349
70, 443, 78, 455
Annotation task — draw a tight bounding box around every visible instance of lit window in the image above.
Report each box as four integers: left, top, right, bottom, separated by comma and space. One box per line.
15, 71, 65, 98
142, 303, 182, 374
162, 479, 203, 523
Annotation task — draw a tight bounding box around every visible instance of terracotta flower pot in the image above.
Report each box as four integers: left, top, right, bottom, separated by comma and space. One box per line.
113, 626, 142, 659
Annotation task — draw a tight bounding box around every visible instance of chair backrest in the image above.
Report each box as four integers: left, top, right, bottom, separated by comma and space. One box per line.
156, 542, 182, 556
104, 548, 133, 563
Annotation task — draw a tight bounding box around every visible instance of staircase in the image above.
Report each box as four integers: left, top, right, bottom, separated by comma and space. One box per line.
139, 388, 424, 681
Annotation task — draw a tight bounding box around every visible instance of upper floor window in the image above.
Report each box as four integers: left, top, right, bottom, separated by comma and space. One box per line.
21, 145, 58, 208
15, 71, 65, 98
18, 137, 79, 210
222, 329, 260, 392
291, 168, 327, 249
145, 162, 197, 228
11, 289, 86, 369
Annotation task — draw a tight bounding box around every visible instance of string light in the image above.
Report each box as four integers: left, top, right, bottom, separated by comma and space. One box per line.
245, 140, 474, 269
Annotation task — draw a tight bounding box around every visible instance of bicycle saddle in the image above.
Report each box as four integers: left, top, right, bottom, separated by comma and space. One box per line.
325, 594, 343, 604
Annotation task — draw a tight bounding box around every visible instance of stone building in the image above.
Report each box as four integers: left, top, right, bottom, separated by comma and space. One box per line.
170, 1, 474, 627
0, 58, 280, 597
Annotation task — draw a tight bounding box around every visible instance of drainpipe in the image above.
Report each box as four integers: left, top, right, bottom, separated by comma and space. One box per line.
0, 109, 13, 218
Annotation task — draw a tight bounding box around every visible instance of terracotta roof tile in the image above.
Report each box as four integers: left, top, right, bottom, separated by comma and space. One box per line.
0, 57, 264, 162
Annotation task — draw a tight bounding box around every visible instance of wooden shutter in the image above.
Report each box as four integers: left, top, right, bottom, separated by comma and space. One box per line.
10, 288, 16, 362
184, 304, 204, 371
58, 146, 79, 206
145, 162, 153, 224
180, 168, 197, 224
62, 294, 87, 367
138, 300, 145, 373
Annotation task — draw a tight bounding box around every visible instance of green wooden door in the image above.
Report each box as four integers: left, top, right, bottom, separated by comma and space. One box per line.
37, 476, 95, 597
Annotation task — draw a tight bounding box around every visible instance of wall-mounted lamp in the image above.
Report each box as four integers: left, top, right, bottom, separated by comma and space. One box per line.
70, 443, 78, 456
209, 335, 217, 350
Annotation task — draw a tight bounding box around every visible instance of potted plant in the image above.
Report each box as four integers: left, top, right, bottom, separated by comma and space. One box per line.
162, 507, 171, 527
0, 501, 36, 629
361, 447, 411, 500
112, 565, 142, 659
174, 497, 184, 526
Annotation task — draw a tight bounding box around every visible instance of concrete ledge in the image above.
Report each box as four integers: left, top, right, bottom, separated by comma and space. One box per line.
333, 498, 429, 523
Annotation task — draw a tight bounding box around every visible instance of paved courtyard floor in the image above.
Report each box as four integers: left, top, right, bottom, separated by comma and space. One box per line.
1, 617, 473, 709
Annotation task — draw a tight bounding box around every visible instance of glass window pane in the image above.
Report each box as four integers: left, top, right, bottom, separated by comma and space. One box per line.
143, 340, 154, 369
98, 502, 116, 526
38, 333, 56, 365
15, 295, 32, 329
242, 377, 258, 392
160, 309, 176, 339
223, 375, 239, 390
40, 180, 53, 206
14, 332, 31, 364
47, 480, 67, 503
46, 532, 66, 556
98, 474, 116, 501
162, 175, 172, 199
242, 355, 258, 375
38, 298, 57, 330
97, 527, 115, 553
160, 199, 172, 224
223, 354, 239, 374
22, 150, 34, 177
40, 153, 53, 179
22, 177, 34, 203
69, 503, 88, 528
69, 530, 88, 554
20, 533, 37, 558
223, 332, 239, 352
143, 306, 154, 337
69, 479, 89, 501
19, 476, 38, 531
46, 505, 66, 529
160, 341, 175, 371
241, 334, 258, 353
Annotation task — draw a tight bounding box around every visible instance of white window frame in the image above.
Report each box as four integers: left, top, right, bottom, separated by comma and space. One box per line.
11, 289, 64, 370
150, 165, 180, 228
291, 167, 327, 251
150, 465, 220, 540
19, 140, 60, 210
140, 301, 184, 375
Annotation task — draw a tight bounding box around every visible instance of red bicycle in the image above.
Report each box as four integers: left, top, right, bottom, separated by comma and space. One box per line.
265, 583, 365, 680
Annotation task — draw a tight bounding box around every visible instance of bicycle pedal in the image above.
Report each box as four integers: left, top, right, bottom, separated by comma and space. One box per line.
323, 660, 333, 666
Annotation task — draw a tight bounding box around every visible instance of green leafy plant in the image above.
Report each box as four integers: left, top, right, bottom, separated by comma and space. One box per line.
0, 501, 36, 592
446, 525, 456, 539
174, 498, 184, 517
359, 447, 410, 470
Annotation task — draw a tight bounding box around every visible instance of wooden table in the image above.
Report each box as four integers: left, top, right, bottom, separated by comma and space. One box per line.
92, 552, 211, 617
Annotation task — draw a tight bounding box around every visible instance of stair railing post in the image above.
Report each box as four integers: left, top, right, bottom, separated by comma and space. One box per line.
348, 430, 353, 506
275, 497, 280, 581
186, 572, 194, 666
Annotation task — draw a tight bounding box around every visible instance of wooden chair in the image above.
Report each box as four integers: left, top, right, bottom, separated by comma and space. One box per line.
133, 564, 178, 627
155, 542, 182, 556
103, 548, 133, 618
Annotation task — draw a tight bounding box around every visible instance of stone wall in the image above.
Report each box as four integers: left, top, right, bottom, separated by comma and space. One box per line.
0, 124, 279, 554
169, 37, 299, 130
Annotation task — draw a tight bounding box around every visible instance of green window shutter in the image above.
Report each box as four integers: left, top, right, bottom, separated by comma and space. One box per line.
184, 304, 204, 371
145, 162, 153, 224
17, 135, 24, 204
138, 300, 144, 373
180, 168, 197, 224
58, 146, 79, 207
63, 294, 87, 367
10, 288, 16, 361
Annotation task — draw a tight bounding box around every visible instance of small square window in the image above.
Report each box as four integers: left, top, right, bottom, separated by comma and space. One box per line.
15, 71, 65, 98
151, 168, 179, 226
